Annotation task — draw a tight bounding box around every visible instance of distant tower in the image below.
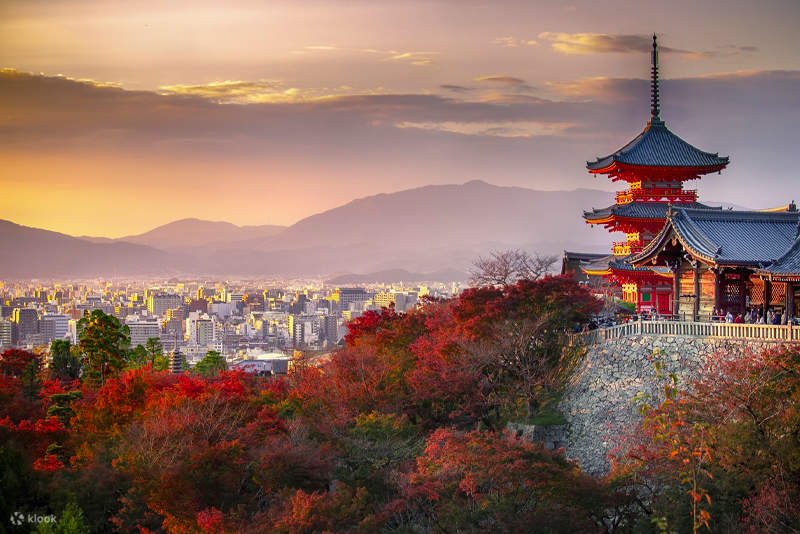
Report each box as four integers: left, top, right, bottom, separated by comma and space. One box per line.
169, 332, 184, 374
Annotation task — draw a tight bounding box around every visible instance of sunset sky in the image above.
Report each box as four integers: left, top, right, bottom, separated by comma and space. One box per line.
2, 0, 800, 237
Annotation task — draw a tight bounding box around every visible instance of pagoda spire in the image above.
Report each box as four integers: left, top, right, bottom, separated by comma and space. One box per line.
651, 33, 660, 121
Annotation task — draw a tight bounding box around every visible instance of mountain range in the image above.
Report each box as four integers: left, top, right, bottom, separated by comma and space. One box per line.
2, 180, 626, 278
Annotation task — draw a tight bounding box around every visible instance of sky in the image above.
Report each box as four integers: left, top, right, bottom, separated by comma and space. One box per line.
2, 0, 800, 237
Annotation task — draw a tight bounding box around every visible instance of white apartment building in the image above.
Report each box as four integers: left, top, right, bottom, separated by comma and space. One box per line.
127, 319, 162, 348
42, 313, 70, 339
0, 320, 12, 348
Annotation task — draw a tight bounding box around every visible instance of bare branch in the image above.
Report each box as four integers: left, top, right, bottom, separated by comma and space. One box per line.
469, 249, 557, 287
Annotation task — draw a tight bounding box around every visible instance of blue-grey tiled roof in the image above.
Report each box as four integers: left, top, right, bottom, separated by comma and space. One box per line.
578, 253, 660, 274
563, 251, 608, 263
634, 207, 800, 267
587, 120, 729, 171
583, 201, 719, 221
759, 238, 800, 275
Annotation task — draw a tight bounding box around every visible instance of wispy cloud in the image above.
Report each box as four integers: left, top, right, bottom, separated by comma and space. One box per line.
538, 32, 757, 60
440, 84, 474, 93
157, 79, 399, 104
473, 75, 527, 85
387, 51, 439, 67
297, 45, 439, 67
158, 80, 314, 104
538, 33, 690, 55
4, 68, 800, 229
473, 75, 535, 93
395, 120, 574, 138
680, 45, 759, 60
491, 36, 538, 48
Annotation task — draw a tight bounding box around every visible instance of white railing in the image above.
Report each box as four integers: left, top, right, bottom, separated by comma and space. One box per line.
570, 320, 800, 345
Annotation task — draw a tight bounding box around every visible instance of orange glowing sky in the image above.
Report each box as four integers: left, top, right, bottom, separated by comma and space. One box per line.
2, 0, 800, 237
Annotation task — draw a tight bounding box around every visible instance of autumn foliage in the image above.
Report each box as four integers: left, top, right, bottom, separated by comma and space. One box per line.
4, 275, 798, 532
610, 347, 800, 533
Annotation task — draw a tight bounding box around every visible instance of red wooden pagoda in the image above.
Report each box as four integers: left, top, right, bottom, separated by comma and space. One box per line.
580, 35, 729, 314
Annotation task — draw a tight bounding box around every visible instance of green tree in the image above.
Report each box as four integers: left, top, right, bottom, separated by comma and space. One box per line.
145, 337, 168, 371
193, 350, 227, 377
36, 501, 89, 534
47, 390, 83, 425
127, 345, 148, 369
50, 339, 81, 381
77, 310, 130, 387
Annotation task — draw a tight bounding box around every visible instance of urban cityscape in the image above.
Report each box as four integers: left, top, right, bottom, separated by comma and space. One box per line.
0, 278, 462, 371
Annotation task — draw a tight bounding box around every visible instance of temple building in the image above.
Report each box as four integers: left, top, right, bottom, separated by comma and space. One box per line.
565, 35, 729, 315
631, 205, 800, 322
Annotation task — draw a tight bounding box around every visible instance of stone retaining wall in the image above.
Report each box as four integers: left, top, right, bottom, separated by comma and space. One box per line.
559, 335, 788, 475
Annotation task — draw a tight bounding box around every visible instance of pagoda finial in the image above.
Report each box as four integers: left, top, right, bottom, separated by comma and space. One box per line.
651, 33, 661, 121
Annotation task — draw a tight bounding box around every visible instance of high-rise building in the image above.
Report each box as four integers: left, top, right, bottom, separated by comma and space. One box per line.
395, 293, 414, 312
288, 315, 317, 347
196, 318, 215, 346
337, 288, 372, 310
318, 315, 340, 345
374, 292, 395, 308
38, 318, 56, 344
128, 320, 162, 348
0, 320, 12, 348
225, 292, 244, 304
147, 294, 183, 317
12, 308, 38, 339
43, 314, 69, 339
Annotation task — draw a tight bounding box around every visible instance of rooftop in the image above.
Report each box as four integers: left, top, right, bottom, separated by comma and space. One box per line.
633, 207, 800, 267
584, 201, 719, 223
586, 120, 729, 172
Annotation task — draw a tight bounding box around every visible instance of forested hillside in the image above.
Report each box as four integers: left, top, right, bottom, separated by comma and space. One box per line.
1, 276, 798, 533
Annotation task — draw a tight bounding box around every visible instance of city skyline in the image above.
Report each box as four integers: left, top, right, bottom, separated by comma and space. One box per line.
3, 0, 800, 237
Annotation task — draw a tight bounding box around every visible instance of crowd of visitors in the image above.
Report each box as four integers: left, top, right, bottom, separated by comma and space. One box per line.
574, 305, 797, 332
711, 306, 792, 324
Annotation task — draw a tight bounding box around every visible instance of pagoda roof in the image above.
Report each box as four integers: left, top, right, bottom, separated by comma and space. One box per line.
587, 120, 729, 172
583, 201, 719, 223
579, 253, 615, 275
576, 253, 666, 276
562, 250, 608, 263
632, 206, 800, 267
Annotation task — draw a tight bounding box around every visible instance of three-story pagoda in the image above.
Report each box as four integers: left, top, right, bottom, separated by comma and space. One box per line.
580, 35, 729, 314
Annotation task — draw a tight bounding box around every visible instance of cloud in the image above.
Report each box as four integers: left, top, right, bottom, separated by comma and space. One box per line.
298, 45, 438, 67
473, 75, 535, 92
680, 45, 759, 60
387, 51, 439, 67
491, 36, 538, 48
538, 32, 690, 55
440, 84, 474, 93
474, 75, 527, 85
538, 33, 757, 60
3, 68, 800, 233
299, 45, 383, 54
158, 80, 314, 104
395, 120, 574, 138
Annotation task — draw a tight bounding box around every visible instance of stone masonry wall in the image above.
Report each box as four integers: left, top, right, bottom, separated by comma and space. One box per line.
559, 335, 790, 476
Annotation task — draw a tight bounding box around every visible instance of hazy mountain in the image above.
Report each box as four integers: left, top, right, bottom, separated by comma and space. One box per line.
0, 220, 173, 278
203, 180, 615, 273
326, 268, 468, 285
2, 182, 621, 277
242, 181, 613, 254
82, 218, 286, 250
